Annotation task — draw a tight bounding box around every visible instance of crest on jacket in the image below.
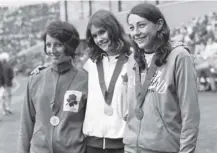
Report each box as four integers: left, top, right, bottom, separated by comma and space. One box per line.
148, 70, 167, 93
63, 90, 82, 112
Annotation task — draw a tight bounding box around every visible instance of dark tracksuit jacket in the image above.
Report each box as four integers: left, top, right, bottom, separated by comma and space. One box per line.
17, 61, 88, 153
124, 43, 200, 153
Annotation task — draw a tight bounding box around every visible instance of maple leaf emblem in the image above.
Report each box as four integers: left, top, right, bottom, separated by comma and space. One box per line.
66, 94, 78, 107
121, 73, 128, 83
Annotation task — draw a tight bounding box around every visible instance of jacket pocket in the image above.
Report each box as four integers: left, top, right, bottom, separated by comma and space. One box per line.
153, 92, 179, 145
139, 92, 179, 152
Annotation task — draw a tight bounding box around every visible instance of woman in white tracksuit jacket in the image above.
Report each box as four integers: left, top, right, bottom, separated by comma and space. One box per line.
83, 9, 132, 153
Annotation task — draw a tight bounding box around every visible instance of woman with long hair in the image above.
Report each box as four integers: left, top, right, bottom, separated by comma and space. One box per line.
82, 9, 132, 153
123, 3, 200, 153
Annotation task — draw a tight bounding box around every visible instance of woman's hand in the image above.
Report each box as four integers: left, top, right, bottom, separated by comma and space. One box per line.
30, 65, 47, 75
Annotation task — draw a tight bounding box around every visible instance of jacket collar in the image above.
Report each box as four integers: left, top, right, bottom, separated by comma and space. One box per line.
51, 60, 73, 74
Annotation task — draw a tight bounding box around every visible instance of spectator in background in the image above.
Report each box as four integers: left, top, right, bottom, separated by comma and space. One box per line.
211, 20, 217, 41
196, 36, 217, 92
203, 36, 217, 59
0, 59, 5, 119
0, 52, 14, 115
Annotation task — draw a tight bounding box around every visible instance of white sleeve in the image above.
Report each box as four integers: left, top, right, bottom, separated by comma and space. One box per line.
83, 59, 90, 72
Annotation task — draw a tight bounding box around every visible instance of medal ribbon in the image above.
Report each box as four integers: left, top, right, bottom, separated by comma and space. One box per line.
97, 52, 127, 106
51, 68, 77, 115
134, 54, 157, 117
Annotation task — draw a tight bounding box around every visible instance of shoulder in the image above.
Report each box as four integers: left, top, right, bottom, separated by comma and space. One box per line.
125, 50, 136, 79
168, 43, 195, 73
127, 49, 136, 67
74, 67, 88, 87
76, 67, 88, 79
169, 41, 191, 60
28, 67, 49, 89
84, 58, 94, 65
83, 58, 95, 72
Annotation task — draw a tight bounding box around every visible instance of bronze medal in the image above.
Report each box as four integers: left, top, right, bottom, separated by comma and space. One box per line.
50, 116, 60, 126
134, 108, 143, 120
134, 55, 158, 121
104, 105, 113, 116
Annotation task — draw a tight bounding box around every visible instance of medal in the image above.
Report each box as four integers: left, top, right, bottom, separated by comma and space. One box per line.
50, 116, 60, 126
134, 55, 158, 121
97, 53, 127, 117
104, 105, 113, 116
135, 108, 143, 120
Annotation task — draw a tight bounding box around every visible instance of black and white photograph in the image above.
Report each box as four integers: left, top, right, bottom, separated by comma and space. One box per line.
0, 0, 216, 153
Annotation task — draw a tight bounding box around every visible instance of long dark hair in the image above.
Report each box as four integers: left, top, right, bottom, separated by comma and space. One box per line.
86, 9, 132, 62
127, 3, 172, 70
42, 20, 80, 59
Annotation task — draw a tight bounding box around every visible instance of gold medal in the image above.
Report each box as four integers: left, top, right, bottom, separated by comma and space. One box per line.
104, 105, 113, 116
50, 116, 60, 126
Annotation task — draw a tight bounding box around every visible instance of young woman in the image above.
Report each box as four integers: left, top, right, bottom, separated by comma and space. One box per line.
17, 20, 88, 153
123, 3, 200, 153
83, 9, 132, 153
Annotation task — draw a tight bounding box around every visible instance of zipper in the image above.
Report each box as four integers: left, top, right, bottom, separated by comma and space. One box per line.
102, 118, 106, 149
103, 137, 106, 149
50, 127, 54, 153
136, 121, 142, 153
51, 73, 60, 153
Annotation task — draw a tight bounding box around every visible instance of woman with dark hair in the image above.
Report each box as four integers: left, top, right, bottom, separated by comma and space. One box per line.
17, 20, 88, 153
82, 9, 132, 153
123, 3, 200, 153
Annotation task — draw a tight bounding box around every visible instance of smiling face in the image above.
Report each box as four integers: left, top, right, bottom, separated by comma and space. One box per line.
45, 34, 71, 64
128, 14, 159, 51
90, 25, 116, 55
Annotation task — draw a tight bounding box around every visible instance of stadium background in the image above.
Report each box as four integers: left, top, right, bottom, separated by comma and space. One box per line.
0, 0, 216, 75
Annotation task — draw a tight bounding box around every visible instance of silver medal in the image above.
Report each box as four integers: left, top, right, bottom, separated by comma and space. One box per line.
50, 116, 60, 126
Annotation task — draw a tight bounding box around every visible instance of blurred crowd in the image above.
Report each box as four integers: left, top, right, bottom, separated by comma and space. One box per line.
0, 3, 60, 56
171, 12, 217, 55
171, 12, 217, 92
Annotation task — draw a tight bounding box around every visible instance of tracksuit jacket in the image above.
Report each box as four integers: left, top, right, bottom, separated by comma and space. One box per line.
17, 61, 88, 153
82, 53, 129, 149
123, 43, 200, 153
